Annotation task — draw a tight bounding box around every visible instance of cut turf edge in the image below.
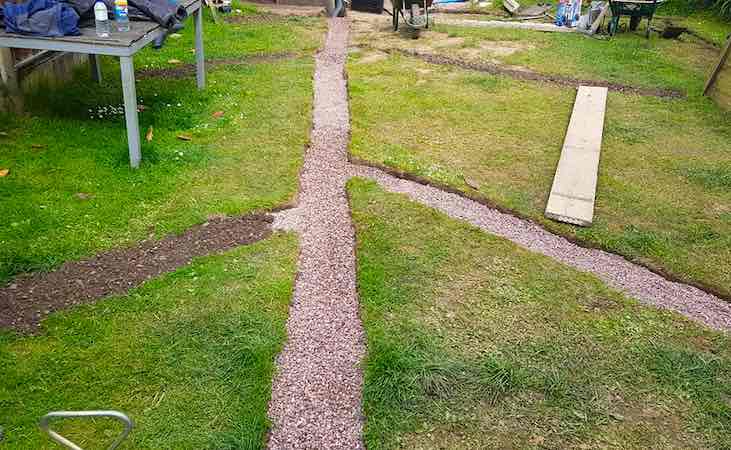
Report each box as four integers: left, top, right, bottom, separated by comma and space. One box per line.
348, 156, 731, 305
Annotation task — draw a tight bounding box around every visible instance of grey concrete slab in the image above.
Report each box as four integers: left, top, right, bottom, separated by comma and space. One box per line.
545, 85, 608, 226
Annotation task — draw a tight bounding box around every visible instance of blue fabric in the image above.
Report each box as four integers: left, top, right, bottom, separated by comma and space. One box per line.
3, 0, 80, 36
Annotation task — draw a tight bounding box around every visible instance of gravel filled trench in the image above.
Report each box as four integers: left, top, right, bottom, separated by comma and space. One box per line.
351, 164, 731, 332
267, 18, 366, 450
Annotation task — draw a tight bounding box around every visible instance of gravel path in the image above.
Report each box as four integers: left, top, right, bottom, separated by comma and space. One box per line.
350, 164, 731, 333
267, 18, 366, 449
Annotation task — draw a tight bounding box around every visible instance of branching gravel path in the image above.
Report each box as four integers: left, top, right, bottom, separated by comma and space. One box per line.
350, 164, 731, 332
267, 18, 366, 449
272, 14, 729, 449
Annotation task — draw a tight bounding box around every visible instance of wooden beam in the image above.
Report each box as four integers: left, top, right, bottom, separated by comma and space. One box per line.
545, 86, 608, 226
0, 47, 24, 113
704, 35, 731, 96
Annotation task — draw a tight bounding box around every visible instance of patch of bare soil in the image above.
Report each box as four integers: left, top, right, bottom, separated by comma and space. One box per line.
430, 35, 466, 48
0, 214, 273, 333
224, 13, 285, 24
257, 5, 324, 17
477, 40, 534, 56
355, 50, 389, 64
388, 48, 685, 98
137, 53, 296, 79
583, 297, 620, 313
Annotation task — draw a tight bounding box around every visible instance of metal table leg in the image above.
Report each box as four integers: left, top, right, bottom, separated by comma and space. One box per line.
194, 6, 205, 90
120, 56, 141, 168
90, 54, 103, 84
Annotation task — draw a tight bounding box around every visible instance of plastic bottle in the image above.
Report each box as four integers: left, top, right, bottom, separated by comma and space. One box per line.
94, 0, 110, 37
114, 0, 130, 32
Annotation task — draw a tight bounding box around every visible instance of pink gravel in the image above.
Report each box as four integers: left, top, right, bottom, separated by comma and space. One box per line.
267, 18, 366, 449
267, 14, 729, 450
350, 164, 731, 333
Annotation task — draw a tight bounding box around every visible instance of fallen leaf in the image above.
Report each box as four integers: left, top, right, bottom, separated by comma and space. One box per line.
608, 412, 625, 421
0, 169, 9, 177
146, 126, 154, 142
75, 192, 93, 200
169, 33, 182, 39
168, 59, 182, 65
137, 104, 147, 112
528, 435, 545, 445
212, 110, 225, 119
0, 131, 8, 137
177, 134, 192, 141
31, 144, 46, 149
463, 175, 480, 190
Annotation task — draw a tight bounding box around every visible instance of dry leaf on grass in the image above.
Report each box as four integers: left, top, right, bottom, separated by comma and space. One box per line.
0, 169, 9, 177
146, 126, 154, 142
168, 59, 182, 65
177, 134, 192, 141
212, 111, 225, 119
463, 175, 480, 190
31, 144, 46, 149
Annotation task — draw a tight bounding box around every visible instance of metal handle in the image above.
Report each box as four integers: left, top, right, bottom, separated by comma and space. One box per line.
39, 411, 133, 450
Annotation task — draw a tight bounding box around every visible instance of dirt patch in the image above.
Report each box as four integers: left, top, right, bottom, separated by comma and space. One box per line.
224, 13, 285, 25
356, 50, 389, 64
0, 214, 273, 333
257, 4, 325, 17
137, 53, 296, 79
583, 297, 620, 313
478, 40, 534, 56
385, 47, 685, 98
431, 36, 466, 48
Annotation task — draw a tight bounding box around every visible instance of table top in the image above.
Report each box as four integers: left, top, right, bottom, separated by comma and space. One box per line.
0, 0, 199, 56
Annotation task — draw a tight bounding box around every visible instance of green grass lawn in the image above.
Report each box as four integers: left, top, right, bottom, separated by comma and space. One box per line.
348, 26, 731, 297
0, 233, 297, 449
0, 7, 324, 283
349, 178, 731, 449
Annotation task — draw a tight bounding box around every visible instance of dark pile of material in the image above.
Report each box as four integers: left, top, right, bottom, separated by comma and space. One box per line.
0, 0, 187, 37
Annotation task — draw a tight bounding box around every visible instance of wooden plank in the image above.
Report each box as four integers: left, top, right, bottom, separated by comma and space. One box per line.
703, 35, 731, 96
545, 86, 608, 226
588, 3, 609, 35
503, 0, 520, 14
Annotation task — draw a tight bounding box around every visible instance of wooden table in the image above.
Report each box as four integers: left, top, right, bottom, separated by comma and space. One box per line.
0, 0, 205, 168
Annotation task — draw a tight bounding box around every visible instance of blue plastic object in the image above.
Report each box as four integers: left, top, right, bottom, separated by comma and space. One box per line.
3, 0, 80, 36
555, 0, 566, 26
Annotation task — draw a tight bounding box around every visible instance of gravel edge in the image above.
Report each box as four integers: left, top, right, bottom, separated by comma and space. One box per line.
351, 164, 731, 333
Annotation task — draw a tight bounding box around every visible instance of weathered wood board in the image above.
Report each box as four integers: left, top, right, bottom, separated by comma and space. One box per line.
545, 86, 608, 226
704, 36, 731, 110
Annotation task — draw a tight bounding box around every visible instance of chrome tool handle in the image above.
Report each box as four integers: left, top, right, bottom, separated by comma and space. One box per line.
39, 410, 133, 450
